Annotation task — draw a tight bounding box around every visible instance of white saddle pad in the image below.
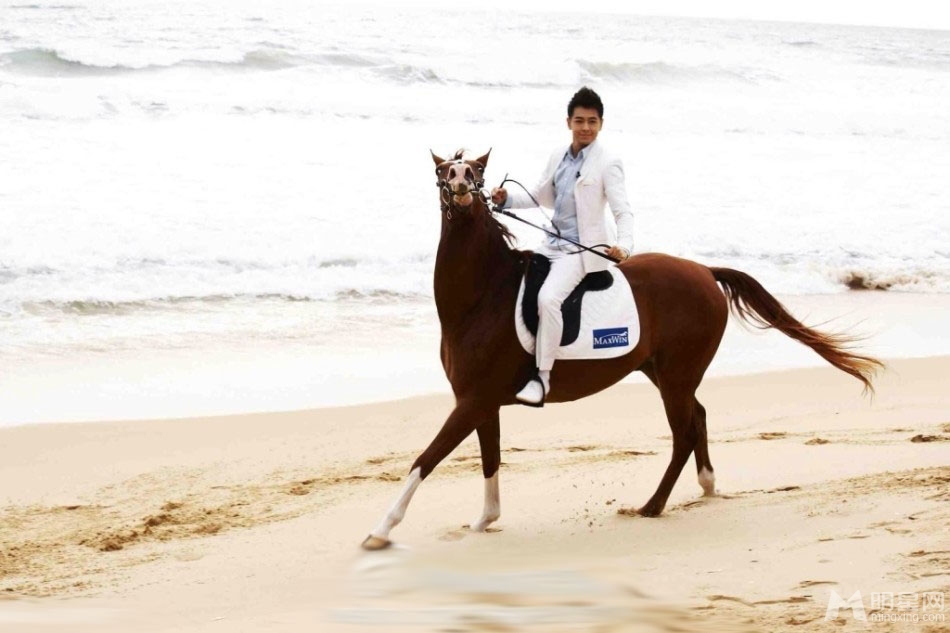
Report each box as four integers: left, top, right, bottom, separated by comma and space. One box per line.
515, 267, 640, 360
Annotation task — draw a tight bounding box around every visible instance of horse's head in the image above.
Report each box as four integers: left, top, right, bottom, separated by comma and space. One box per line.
432, 149, 491, 218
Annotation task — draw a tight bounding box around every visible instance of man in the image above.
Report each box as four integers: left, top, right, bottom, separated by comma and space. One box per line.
491, 86, 634, 405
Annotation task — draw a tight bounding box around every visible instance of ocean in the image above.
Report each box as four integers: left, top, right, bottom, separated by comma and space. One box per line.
2, 1, 949, 425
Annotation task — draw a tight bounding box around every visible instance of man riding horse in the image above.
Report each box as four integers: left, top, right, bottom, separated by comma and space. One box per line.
360, 87, 879, 551
492, 87, 634, 406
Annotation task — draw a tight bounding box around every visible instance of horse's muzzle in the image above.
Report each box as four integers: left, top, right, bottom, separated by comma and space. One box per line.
450, 183, 472, 197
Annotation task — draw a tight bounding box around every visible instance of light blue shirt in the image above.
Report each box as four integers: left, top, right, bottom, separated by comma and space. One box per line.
547, 145, 587, 247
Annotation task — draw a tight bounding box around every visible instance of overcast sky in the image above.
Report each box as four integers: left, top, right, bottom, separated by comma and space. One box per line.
355, 0, 950, 31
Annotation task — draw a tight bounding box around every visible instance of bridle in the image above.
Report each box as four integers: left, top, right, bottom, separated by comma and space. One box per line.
435, 159, 485, 220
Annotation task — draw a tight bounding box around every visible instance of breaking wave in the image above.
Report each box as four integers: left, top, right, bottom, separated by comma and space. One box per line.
0, 253, 434, 318
9, 3, 81, 9
0, 48, 786, 88
371, 63, 444, 84
693, 250, 950, 293
577, 59, 777, 85
0, 47, 382, 76
17, 290, 425, 316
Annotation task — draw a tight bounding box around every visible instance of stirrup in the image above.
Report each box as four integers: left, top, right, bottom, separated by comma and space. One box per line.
516, 376, 546, 408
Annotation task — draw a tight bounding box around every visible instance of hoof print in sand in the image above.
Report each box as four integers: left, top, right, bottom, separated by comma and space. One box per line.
440, 528, 468, 542
797, 580, 837, 588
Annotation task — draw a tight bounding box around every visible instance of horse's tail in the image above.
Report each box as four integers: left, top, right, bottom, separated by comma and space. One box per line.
710, 267, 883, 394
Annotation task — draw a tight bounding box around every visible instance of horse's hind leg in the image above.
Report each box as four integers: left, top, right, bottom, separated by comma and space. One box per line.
642, 364, 715, 501
362, 400, 490, 550
693, 399, 716, 496
471, 410, 501, 532
637, 365, 700, 517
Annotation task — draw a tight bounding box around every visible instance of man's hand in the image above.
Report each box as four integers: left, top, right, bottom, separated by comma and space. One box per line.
605, 245, 630, 262
491, 187, 507, 206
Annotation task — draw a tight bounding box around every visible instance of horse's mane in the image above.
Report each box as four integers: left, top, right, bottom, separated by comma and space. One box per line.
483, 205, 518, 248
442, 148, 524, 267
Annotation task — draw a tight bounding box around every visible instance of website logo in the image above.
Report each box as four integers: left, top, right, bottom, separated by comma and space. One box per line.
825, 590, 867, 622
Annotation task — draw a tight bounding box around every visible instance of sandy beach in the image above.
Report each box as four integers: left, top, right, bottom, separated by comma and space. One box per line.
1, 355, 947, 632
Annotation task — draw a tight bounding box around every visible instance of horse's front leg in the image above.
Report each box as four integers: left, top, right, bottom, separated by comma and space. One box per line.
361, 399, 488, 550
471, 410, 500, 532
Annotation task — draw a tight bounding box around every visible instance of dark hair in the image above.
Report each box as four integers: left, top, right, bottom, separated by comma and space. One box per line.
567, 87, 603, 119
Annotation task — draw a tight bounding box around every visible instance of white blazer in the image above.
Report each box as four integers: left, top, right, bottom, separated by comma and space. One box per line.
506, 140, 634, 273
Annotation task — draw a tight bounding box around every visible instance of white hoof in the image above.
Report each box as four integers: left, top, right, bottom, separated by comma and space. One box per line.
361, 535, 392, 551
698, 467, 717, 497
470, 515, 499, 532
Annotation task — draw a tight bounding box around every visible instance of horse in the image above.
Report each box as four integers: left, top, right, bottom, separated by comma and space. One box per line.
360, 149, 882, 550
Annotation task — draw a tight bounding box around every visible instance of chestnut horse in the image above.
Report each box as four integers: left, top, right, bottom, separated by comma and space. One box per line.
361, 149, 881, 550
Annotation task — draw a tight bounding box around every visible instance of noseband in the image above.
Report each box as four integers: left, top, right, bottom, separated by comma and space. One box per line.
436, 159, 485, 219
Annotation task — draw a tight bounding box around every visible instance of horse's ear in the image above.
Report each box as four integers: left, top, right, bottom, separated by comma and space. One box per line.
474, 148, 491, 169
431, 150, 445, 167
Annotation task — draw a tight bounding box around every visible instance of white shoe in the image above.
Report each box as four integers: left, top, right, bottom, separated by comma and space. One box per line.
516, 371, 549, 407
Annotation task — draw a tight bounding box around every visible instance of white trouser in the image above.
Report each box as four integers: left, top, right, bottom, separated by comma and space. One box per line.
535, 243, 586, 372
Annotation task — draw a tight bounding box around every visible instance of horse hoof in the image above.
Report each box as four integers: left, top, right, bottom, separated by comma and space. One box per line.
469, 518, 498, 532
637, 505, 663, 518
361, 535, 392, 551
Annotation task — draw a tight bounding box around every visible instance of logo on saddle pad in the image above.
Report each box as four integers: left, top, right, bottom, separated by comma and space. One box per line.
593, 327, 629, 349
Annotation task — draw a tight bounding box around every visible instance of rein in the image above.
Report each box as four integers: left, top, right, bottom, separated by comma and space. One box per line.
480, 178, 619, 264
435, 160, 619, 264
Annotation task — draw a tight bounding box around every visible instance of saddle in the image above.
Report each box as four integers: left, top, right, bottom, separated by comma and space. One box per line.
522, 253, 614, 346
515, 253, 640, 360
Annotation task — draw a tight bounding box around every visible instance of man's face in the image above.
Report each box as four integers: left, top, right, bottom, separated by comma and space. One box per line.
567, 106, 602, 150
